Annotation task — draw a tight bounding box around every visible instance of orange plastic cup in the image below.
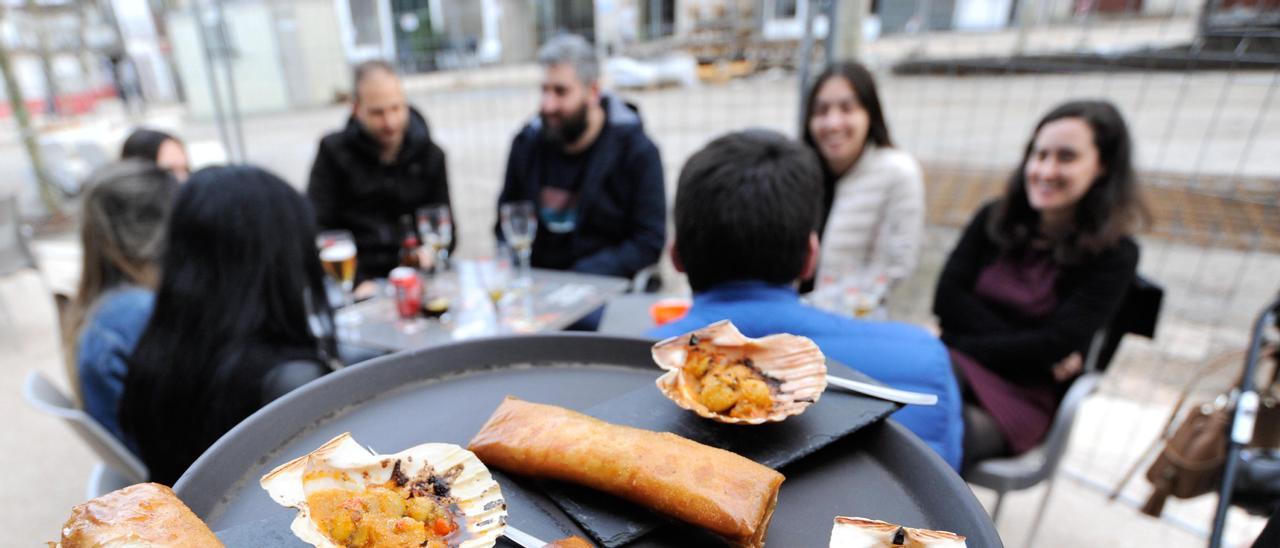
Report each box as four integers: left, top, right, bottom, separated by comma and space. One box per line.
649, 298, 691, 326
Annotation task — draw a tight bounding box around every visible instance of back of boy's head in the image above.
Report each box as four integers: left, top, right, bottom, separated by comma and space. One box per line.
674, 129, 823, 292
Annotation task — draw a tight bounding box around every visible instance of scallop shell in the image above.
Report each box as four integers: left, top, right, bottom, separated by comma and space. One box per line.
260, 433, 507, 548
652, 319, 827, 425
829, 517, 967, 547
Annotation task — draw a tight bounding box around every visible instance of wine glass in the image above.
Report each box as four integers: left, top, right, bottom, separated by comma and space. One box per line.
416, 204, 453, 273
499, 201, 537, 284
316, 230, 361, 325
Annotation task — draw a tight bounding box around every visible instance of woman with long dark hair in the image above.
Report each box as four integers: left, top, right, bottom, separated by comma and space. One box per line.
70, 160, 178, 445
933, 100, 1148, 467
121, 128, 190, 182
120, 165, 337, 484
801, 61, 924, 295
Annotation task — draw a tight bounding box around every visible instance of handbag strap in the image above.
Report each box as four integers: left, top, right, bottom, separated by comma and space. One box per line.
1108, 348, 1247, 500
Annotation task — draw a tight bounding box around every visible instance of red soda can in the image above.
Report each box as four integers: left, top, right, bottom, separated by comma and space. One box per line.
389, 267, 422, 319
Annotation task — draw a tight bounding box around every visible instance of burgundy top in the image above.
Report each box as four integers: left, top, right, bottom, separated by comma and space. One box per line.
952, 250, 1064, 454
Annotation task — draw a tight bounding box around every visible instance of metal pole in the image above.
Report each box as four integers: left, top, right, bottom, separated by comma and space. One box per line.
831, 0, 866, 61
1208, 296, 1279, 548
192, 1, 233, 164
797, 0, 819, 133
211, 0, 246, 163
0, 14, 60, 216
823, 0, 837, 64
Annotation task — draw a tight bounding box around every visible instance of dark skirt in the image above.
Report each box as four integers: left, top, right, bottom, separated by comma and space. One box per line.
950, 348, 1063, 455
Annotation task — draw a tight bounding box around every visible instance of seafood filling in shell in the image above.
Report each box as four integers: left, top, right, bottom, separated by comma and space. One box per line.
653, 320, 828, 425
260, 433, 507, 548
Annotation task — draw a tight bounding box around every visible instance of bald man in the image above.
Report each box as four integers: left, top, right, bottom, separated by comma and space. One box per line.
307, 60, 454, 283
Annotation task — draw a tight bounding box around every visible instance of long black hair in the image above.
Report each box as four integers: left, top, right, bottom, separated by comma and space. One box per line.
989, 99, 1149, 264
801, 61, 895, 228
120, 165, 335, 484
121, 128, 180, 162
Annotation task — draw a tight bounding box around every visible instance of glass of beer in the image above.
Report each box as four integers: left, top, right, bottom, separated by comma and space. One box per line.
499, 201, 537, 284
317, 230, 360, 324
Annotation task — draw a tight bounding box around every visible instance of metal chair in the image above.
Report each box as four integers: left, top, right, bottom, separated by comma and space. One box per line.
963, 274, 1164, 546
0, 195, 42, 324
22, 370, 147, 498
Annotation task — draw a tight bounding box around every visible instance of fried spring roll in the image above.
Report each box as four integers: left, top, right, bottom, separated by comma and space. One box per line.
468, 396, 784, 547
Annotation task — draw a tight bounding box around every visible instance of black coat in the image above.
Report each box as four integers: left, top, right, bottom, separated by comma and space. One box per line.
307, 108, 453, 282
933, 201, 1139, 382
497, 94, 665, 279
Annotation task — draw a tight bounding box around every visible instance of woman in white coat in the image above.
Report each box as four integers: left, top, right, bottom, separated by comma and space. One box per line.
801, 61, 925, 303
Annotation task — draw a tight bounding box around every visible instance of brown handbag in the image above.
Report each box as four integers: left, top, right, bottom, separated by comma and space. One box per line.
1140, 398, 1231, 516
1111, 343, 1279, 517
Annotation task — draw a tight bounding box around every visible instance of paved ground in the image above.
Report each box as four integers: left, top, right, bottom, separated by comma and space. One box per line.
2, 15, 1277, 546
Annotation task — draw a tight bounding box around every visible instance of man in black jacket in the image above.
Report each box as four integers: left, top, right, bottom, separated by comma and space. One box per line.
308, 60, 453, 283
497, 34, 665, 281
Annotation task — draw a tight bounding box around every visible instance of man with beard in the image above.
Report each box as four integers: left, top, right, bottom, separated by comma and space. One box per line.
308, 60, 454, 284
497, 34, 665, 285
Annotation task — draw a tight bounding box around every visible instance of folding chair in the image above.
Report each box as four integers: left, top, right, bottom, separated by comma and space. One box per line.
23, 371, 147, 498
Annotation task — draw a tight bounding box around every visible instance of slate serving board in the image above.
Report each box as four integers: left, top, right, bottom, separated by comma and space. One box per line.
543, 359, 899, 547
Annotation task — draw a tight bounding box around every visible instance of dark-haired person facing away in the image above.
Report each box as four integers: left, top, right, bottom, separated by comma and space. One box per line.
121, 166, 338, 485
69, 160, 178, 447
649, 130, 962, 470
497, 34, 665, 281
308, 60, 454, 284
933, 100, 1147, 469
121, 128, 190, 182
801, 61, 924, 293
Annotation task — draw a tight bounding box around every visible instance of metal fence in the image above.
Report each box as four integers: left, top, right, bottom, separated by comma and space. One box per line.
38, 0, 1277, 543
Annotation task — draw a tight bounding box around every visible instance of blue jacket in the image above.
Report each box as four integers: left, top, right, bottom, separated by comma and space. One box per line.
649, 281, 964, 470
77, 287, 152, 449
497, 93, 665, 278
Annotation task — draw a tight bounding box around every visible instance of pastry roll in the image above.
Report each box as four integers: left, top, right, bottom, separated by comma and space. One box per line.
468, 397, 784, 547
55, 482, 223, 547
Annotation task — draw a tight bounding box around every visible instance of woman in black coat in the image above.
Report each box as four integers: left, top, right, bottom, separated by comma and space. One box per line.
933, 100, 1148, 467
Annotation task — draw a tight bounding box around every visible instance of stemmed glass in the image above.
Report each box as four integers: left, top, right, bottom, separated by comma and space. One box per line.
499, 201, 537, 284
416, 204, 452, 273
316, 229, 361, 325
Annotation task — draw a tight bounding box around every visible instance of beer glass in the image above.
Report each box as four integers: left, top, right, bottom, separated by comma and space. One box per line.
316, 230, 360, 324
416, 204, 453, 272
499, 201, 537, 283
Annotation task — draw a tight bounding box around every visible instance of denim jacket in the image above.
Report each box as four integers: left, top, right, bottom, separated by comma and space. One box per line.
77, 286, 153, 449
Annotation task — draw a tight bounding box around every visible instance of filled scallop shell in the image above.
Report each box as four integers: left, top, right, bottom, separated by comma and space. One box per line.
829, 517, 967, 547
259, 432, 507, 548
651, 319, 827, 425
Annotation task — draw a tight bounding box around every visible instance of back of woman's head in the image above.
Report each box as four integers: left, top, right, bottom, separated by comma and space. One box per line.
122, 165, 330, 483
992, 99, 1148, 262
121, 128, 178, 162
70, 160, 177, 339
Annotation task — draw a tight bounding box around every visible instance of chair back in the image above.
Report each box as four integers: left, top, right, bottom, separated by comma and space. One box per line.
22, 370, 147, 484
0, 195, 37, 278
1091, 273, 1164, 372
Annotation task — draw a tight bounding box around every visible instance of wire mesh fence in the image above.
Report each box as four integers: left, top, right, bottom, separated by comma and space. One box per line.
5, 0, 1278, 543
177, 0, 1278, 541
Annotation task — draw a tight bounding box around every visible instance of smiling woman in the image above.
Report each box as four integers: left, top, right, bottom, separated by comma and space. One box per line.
932, 100, 1150, 468
801, 62, 925, 297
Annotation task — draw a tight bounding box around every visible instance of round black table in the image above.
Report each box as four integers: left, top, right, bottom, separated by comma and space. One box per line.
174, 334, 1001, 547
